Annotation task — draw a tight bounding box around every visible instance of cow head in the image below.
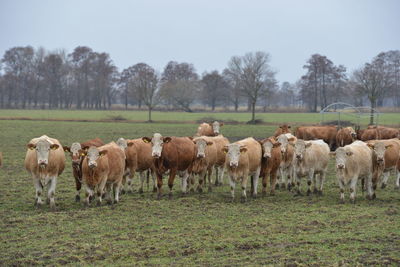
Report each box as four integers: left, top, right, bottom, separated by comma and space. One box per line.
279, 124, 291, 133
143, 133, 171, 158
276, 134, 295, 154
63, 142, 86, 166
332, 147, 353, 170
367, 142, 392, 165
27, 139, 59, 168
260, 139, 280, 159
210, 121, 223, 135
83, 146, 108, 169
193, 138, 213, 159
294, 139, 312, 161
222, 144, 247, 167
347, 127, 357, 140
116, 138, 128, 151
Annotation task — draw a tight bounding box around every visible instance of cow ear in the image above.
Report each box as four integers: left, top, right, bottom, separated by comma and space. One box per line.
79, 150, 87, 157
99, 150, 108, 156
207, 141, 213, 146
367, 143, 374, 149
305, 143, 312, 148
82, 146, 90, 151
385, 144, 393, 149
329, 152, 336, 157
222, 146, 228, 154
50, 144, 59, 150
27, 143, 36, 150
187, 137, 194, 140
127, 142, 134, 147
220, 122, 224, 126
142, 137, 151, 143
288, 125, 291, 128
240, 147, 247, 153
63, 146, 70, 152
346, 151, 353, 156
288, 137, 295, 142
273, 142, 281, 147
163, 137, 172, 143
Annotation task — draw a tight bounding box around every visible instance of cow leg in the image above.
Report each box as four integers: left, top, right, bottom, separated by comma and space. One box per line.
74, 174, 82, 202
105, 183, 113, 205
349, 176, 358, 204
281, 168, 287, 189
47, 176, 57, 210
306, 170, 314, 196
180, 171, 189, 195
33, 177, 43, 206
270, 170, 278, 196
214, 166, 219, 186
113, 180, 122, 203
218, 166, 226, 186
262, 172, 268, 196
196, 173, 203, 193
381, 171, 390, 189
97, 178, 107, 206
229, 175, 235, 202
84, 185, 94, 206
156, 171, 163, 200
150, 169, 157, 192
318, 172, 326, 195
312, 172, 318, 194
366, 174, 375, 200
252, 167, 261, 198
207, 168, 213, 192
139, 171, 146, 194
396, 171, 400, 189
241, 175, 248, 202
168, 169, 177, 199
338, 178, 345, 204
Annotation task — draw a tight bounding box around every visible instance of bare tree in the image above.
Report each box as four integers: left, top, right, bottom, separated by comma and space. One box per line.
226, 51, 275, 123
200, 70, 228, 111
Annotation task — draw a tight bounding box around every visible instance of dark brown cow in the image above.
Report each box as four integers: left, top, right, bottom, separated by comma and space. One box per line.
295, 125, 337, 150
371, 126, 399, 139
63, 138, 104, 202
142, 133, 196, 199
259, 137, 282, 195
360, 127, 380, 141
274, 124, 291, 137
196, 121, 224, 137
336, 127, 356, 147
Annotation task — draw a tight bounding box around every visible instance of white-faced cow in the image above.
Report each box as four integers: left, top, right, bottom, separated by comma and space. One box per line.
196, 121, 224, 137
276, 133, 297, 190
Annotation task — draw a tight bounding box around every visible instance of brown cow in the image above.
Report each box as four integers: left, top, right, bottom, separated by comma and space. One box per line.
190, 136, 218, 192
336, 127, 356, 147
223, 137, 262, 201
295, 125, 338, 150
196, 121, 224, 136
274, 124, 291, 137
276, 133, 296, 190
207, 135, 230, 186
143, 133, 196, 199
119, 138, 157, 194
366, 139, 400, 196
81, 142, 125, 206
63, 138, 104, 202
25, 135, 65, 210
369, 126, 399, 139
361, 127, 381, 141
259, 137, 282, 195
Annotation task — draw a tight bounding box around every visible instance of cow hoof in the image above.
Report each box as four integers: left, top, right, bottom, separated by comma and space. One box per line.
313, 188, 318, 194
395, 185, 400, 190
240, 197, 247, 203
75, 195, 80, 202
208, 186, 212, 193
138, 188, 144, 194
89, 195, 94, 202
262, 191, 267, 197
306, 189, 311, 196
96, 201, 101, 206
214, 181, 219, 186
252, 194, 257, 199
381, 183, 387, 189
107, 199, 113, 205
275, 184, 280, 190
281, 184, 286, 190
46, 198, 50, 204
294, 191, 302, 197
153, 187, 158, 193
339, 199, 345, 204
197, 187, 203, 193
350, 199, 355, 204
189, 187, 195, 193
157, 194, 162, 200
168, 193, 173, 199
287, 184, 292, 191
121, 189, 126, 195
318, 190, 323, 196
372, 193, 376, 200
270, 191, 275, 196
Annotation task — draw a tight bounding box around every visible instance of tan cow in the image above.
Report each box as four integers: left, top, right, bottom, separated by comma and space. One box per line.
63, 138, 104, 202
259, 137, 282, 195
223, 137, 262, 201
25, 135, 65, 209
81, 142, 125, 206
207, 135, 230, 186
274, 124, 291, 137
276, 133, 296, 190
196, 121, 223, 137
190, 136, 218, 192
332, 141, 373, 203
118, 138, 157, 194
336, 127, 356, 147
295, 125, 337, 150
293, 139, 330, 196
366, 139, 400, 194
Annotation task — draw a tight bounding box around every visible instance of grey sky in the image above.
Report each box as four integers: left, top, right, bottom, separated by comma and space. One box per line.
0, 0, 399, 84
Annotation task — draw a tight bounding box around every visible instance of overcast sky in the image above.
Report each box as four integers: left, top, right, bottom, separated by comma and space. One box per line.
0, 0, 399, 83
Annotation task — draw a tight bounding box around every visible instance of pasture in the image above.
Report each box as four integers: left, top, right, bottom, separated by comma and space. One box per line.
0, 111, 399, 266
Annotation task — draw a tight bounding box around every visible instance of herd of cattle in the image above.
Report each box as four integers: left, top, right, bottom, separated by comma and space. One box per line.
9, 121, 400, 209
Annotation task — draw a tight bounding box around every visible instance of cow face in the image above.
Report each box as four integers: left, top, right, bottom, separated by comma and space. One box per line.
143, 133, 171, 158
367, 142, 392, 165
27, 139, 59, 167
277, 134, 295, 154
294, 140, 312, 161
194, 139, 213, 159
348, 127, 357, 139
64, 142, 84, 166
279, 124, 291, 133
261, 140, 280, 158
117, 138, 128, 151
85, 147, 107, 169
223, 144, 247, 167
211, 121, 223, 135
333, 147, 353, 170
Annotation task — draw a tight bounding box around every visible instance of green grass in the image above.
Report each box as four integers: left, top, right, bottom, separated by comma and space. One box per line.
0, 109, 399, 126
0, 113, 399, 266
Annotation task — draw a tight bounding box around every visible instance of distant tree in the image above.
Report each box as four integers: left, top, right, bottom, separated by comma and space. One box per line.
222, 69, 241, 111
160, 61, 199, 112
226, 51, 275, 123
201, 70, 227, 111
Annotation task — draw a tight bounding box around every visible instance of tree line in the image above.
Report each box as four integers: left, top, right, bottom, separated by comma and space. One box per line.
0, 45, 399, 122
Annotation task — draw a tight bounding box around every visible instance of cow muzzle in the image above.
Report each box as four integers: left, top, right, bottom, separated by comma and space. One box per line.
230, 162, 238, 167
89, 162, 97, 169
72, 160, 80, 166
264, 153, 271, 159
152, 153, 161, 158
337, 164, 345, 169
296, 154, 302, 160
377, 158, 384, 164
197, 154, 205, 159
38, 160, 48, 167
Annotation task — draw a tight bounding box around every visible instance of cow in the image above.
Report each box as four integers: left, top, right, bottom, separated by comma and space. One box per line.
360, 127, 381, 141
118, 137, 157, 194
206, 135, 230, 186
259, 137, 282, 196
336, 127, 357, 147
366, 139, 400, 194
331, 141, 373, 203
24, 135, 65, 210
190, 136, 218, 192
142, 133, 196, 199
223, 137, 262, 202
369, 126, 399, 140
292, 139, 330, 196
276, 133, 296, 190
274, 124, 291, 137
63, 138, 104, 202
295, 125, 337, 150
196, 121, 224, 137
81, 142, 125, 206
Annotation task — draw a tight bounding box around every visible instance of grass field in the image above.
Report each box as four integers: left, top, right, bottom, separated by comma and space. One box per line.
0, 111, 399, 266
